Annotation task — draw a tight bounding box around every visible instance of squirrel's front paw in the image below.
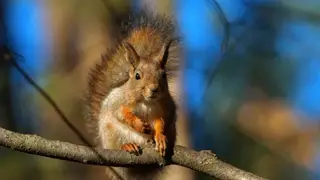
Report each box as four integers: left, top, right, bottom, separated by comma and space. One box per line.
154, 133, 167, 156
121, 143, 141, 155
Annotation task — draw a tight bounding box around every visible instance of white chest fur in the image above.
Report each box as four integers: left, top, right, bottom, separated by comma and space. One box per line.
102, 87, 123, 108
102, 87, 163, 123
134, 102, 162, 123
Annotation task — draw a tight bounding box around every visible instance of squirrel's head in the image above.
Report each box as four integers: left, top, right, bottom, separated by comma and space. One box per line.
123, 40, 173, 103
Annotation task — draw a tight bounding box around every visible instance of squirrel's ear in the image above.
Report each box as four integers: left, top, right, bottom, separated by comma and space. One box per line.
155, 39, 173, 69
124, 42, 139, 69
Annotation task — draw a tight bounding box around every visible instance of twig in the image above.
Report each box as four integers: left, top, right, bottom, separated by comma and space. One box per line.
9, 59, 93, 147
0, 126, 267, 180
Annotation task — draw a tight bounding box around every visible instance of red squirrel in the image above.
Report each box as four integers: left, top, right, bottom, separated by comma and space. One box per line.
86, 10, 181, 180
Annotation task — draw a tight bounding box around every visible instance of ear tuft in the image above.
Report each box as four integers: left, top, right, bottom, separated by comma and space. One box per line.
124, 42, 140, 69
154, 39, 174, 69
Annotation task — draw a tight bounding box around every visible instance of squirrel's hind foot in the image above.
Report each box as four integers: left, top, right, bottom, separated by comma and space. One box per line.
154, 133, 167, 157
121, 143, 142, 155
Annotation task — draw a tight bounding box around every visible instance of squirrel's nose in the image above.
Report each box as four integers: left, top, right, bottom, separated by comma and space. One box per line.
149, 84, 159, 93
151, 87, 158, 93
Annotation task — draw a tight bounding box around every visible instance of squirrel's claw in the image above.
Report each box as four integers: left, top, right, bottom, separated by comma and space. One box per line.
154, 133, 167, 157
121, 143, 141, 155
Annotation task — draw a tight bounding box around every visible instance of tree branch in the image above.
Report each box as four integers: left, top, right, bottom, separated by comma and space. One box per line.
0, 127, 267, 180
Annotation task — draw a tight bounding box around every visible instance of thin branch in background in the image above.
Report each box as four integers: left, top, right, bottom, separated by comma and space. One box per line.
210, 0, 230, 53
1, 9, 93, 148
6, 55, 128, 179
4, 41, 127, 179
0, 126, 268, 180
204, 0, 257, 95
3, 47, 120, 176
203, 0, 230, 96
9, 58, 93, 148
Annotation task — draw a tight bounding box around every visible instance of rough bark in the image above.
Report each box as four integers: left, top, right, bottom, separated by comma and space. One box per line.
0, 127, 267, 180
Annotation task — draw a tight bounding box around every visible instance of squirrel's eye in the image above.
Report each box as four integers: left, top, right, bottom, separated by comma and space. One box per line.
135, 72, 141, 80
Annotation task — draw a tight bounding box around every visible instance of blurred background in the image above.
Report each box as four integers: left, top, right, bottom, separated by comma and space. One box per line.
1, 0, 320, 180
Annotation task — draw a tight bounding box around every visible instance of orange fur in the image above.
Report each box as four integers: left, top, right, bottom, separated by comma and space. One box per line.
154, 118, 164, 134
121, 105, 150, 133
121, 105, 138, 125
127, 27, 163, 57
153, 118, 167, 156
